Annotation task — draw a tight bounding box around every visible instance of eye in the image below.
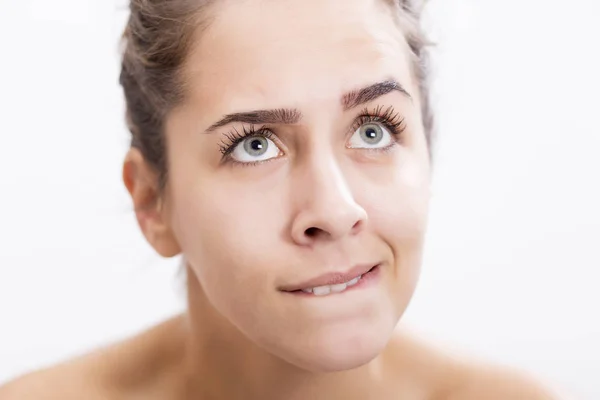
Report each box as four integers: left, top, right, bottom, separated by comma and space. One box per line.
230, 135, 281, 163
347, 122, 394, 149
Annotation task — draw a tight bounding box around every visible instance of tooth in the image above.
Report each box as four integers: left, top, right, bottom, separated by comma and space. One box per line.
301, 288, 313, 294
312, 286, 331, 296
330, 283, 348, 293
346, 276, 360, 287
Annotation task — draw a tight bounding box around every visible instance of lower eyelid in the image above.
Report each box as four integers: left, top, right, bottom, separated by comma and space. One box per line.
367, 142, 397, 152
347, 140, 399, 153
227, 154, 284, 167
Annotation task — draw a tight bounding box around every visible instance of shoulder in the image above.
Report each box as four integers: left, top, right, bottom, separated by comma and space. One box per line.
0, 316, 186, 400
441, 364, 558, 400
0, 355, 113, 400
383, 330, 558, 400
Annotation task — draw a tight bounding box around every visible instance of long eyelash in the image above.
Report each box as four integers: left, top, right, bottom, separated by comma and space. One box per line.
354, 105, 407, 136
218, 106, 404, 157
218, 125, 273, 156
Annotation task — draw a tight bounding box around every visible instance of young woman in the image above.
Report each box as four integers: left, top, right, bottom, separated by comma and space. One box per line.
1, 0, 556, 398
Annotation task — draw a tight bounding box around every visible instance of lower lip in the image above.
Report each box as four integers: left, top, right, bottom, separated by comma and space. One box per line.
285, 264, 381, 297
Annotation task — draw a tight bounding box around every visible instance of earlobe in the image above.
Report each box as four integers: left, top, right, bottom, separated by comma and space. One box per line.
122, 148, 181, 258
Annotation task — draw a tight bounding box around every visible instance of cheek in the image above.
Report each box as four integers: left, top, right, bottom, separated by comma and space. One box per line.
360, 148, 430, 240
168, 175, 288, 296
359, 156, 430, 293
168, 177, 303, 341
369, 186, 429, 244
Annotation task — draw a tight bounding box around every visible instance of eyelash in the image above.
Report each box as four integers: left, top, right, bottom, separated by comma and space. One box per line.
352, 105, 407, 138
217, 105, 407, 159
218, 126, 274, 157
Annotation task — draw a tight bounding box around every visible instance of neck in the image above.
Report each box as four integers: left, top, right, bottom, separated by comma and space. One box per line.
178, 265, 384, 400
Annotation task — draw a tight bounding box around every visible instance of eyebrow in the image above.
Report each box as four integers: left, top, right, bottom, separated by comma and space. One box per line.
204, 79, 411, 133
341, 79, 412, 110
205, 108, 302, 132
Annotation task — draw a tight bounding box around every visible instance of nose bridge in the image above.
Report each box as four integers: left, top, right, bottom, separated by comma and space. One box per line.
309, 151, 353, 207
291, 145, 367, 244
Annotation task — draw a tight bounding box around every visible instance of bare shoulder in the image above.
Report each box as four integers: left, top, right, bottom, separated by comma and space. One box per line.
0, 352, 113, 400
384, 330, 558, 400
442, 363, 558, 400
0, 316, 185, 400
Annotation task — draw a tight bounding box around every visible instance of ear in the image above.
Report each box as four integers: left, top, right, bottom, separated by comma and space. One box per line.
122, 148, 181, 257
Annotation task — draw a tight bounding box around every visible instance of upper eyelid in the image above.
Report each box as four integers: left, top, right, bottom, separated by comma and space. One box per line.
220, 105, 403, 145
351, 106, 405, 127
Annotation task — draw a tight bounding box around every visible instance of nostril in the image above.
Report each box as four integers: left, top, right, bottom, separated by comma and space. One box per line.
305, 227, 320, 237
351, 219, 363, 232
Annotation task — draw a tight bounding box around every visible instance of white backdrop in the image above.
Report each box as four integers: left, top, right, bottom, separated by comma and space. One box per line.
0, 0, 598, 398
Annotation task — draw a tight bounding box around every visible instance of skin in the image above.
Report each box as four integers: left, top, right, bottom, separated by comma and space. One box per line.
0, 0, 557, 398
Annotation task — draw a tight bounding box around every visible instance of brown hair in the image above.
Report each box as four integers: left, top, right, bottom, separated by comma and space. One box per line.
119, 0, 434, 191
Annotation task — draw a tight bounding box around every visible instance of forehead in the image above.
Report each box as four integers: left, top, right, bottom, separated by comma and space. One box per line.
182, 0, 415, 116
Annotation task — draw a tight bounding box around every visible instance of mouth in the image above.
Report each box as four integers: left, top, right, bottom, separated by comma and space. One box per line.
284, 264, 381, 297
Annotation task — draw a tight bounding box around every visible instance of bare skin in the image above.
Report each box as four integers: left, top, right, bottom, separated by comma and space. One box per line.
0, 315, 554, 399
1, 0, 557, 398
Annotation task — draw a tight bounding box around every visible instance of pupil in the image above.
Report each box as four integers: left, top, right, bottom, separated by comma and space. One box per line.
251, 139, 263, 150
366, 128, 377, 138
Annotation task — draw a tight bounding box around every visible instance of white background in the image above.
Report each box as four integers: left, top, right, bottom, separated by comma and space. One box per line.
0, 0, 598, 398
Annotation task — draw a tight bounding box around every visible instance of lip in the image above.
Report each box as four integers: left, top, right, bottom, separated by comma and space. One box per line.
279, 263, 379, 292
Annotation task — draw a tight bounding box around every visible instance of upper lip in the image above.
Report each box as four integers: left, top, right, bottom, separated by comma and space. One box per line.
280, 263, 378, 292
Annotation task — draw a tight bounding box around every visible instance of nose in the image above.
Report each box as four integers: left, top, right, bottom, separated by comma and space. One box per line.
290, 159, 368, 246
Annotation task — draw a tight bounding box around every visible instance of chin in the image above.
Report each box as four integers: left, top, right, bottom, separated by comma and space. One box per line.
273, 323, 395, 373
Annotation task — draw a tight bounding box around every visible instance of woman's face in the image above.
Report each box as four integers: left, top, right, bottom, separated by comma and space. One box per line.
163, 0, 431, 372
